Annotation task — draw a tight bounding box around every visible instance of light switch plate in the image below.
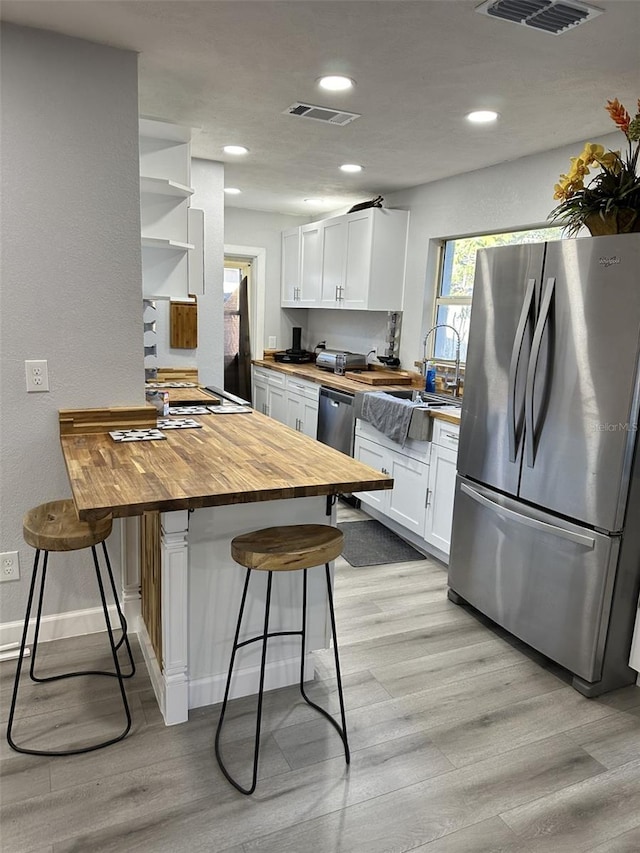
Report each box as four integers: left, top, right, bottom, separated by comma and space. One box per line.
268, 336, 277, 349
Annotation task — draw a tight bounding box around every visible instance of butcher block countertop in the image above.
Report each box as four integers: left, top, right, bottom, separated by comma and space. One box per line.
252, 359, 424, 395
61, 408, 393, 521
253, 360, 462, 425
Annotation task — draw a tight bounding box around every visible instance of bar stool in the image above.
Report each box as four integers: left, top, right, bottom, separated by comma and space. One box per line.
6, 500, 135, 756
215, 523, 350, 795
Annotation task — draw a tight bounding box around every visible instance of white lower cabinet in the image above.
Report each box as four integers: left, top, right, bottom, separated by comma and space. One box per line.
252, 366, 287, 420
286, 377, 319, 438
251, 367, 319, 438
354, 423, 429, 538
424, 443, 458, 554
354, 417, 460, 558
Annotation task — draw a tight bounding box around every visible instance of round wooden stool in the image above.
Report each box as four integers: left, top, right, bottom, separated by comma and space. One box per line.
215, 523, 350, 795
7, 500, 135, 756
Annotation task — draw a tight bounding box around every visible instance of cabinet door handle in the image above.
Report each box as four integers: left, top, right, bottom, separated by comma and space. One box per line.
335, 285, 339, 302
425, 487, 431, 508
444, 433, 459, 442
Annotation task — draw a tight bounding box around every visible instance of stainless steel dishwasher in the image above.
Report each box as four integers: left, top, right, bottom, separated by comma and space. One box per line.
317, 387, 355, 456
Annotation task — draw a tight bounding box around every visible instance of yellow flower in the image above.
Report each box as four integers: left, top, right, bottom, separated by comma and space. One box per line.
595, 150, 623, 173
568, 157, 590, 180
579, 143, 606, 164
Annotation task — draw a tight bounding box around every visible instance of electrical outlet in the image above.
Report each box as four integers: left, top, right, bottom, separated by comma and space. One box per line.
0, 552, 20, 582
25, 359, 49, 392
268, 336, 277, 349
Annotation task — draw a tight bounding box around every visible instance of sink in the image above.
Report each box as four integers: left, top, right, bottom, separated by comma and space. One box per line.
353, 389, 460, 442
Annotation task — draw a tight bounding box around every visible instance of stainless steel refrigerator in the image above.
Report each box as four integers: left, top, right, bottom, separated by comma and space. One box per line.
449, 233, 640, 696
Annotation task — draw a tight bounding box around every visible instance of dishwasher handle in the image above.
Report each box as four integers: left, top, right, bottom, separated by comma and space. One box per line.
319, 387, 355, 407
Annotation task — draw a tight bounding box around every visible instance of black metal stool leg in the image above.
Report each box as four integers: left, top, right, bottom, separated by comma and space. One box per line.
6, 550, 43, 753
101, 540, 136, 677
29, 543, 134, 683
27, 550, 49, 680
299, 566, 350, 764
7, 546, 132, 756
215, 569, 274, 795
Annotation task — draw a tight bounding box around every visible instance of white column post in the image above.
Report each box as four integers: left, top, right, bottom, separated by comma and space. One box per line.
160, 510, 190, 724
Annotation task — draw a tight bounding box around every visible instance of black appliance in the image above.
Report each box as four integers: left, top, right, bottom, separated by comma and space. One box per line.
274, 327, 313, 364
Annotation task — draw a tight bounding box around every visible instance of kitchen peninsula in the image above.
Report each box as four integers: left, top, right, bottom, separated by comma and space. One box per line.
60, 405, 393, 724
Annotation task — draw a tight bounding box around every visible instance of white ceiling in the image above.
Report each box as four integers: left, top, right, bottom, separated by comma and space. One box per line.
2, 1, 639, 215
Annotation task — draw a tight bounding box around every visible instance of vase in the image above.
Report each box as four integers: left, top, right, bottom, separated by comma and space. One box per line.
585, 209, 640, 236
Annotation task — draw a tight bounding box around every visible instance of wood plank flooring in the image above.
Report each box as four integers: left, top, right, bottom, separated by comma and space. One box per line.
2, 505, 640, 852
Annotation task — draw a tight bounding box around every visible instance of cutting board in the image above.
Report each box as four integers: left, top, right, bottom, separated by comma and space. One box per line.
344, 370, 412, 385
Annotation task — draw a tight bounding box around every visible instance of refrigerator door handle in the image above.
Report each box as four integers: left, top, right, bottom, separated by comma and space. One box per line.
460, 482, 596, 549
507, 278, 536, 463
525, 276, 555, 468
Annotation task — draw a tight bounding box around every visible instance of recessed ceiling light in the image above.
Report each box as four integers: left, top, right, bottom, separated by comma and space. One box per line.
223, 145, 249, 155
340, 163, 363, 173
466, 110, 499, 124
224, 187, 242, 195
304, 198, 324, 205
318, 75, 355, 92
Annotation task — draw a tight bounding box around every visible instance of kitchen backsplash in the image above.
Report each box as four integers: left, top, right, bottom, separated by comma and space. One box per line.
304, 309, 392, 360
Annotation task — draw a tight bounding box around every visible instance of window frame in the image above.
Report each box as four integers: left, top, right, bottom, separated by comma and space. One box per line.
429, 225, 566, 365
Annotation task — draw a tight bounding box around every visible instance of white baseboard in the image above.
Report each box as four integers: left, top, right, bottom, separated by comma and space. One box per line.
189, 654, 315, 710
0, 604, 122, 648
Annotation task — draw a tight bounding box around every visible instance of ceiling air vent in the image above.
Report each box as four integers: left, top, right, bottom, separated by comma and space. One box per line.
284, 103, 361, 126
475, 0, 603, 34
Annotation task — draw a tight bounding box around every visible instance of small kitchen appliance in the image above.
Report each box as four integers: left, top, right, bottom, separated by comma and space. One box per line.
274, 327, 313, 364
315, 350, 368, 375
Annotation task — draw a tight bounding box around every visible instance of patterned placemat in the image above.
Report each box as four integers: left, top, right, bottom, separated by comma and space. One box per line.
210, 405, 252, 414
157, 418, 203, 430
145, 382, 197, 388
168, 406, 212, 415
109, 429, 167, 443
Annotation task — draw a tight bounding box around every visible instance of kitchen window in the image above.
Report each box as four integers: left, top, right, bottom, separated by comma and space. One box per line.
432, 226, 565, 363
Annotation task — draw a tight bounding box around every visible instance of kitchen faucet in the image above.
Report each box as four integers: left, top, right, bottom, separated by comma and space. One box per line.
422, 324, 462, 397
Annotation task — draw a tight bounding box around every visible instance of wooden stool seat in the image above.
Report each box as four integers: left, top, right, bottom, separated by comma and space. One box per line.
23, 500, 112, 552
231, 524, 344, 572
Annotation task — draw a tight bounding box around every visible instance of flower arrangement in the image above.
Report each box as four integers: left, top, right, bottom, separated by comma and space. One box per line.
549, 98, 640, 236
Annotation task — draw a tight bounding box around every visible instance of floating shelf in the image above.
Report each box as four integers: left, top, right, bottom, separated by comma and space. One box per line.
142, 237, 195, 251
140, 176, 194, 198
139, 117, 192, 143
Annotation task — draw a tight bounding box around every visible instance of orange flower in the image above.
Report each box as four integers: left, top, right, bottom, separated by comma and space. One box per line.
606, 98, 631, 135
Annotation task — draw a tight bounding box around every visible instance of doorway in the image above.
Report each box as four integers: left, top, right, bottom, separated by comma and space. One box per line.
223, 257, 252, 400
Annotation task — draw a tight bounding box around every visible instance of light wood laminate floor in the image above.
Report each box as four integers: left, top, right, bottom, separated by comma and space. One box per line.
2, 506, 640, 853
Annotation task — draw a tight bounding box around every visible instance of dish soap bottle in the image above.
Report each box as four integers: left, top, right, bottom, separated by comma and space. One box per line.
425, 361, 436, 393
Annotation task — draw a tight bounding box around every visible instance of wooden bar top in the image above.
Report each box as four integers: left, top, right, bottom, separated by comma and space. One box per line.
61, 409, 393, 521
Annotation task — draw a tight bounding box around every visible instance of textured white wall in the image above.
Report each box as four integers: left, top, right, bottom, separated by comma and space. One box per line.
0, 25, 142, 623
191, 158, 225, 387
223, 207, 310, 352
385, 130, 622, 370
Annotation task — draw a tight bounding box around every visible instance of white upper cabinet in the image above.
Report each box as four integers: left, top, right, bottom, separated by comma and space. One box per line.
281, 208, 409, 311
320, 216, 348, 306
298, 222, 323, 306
139, 118, 203, 299
281, 227, 301, 306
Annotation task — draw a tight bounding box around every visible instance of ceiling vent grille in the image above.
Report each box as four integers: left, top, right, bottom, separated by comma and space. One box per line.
284, 103, 361, 126
475, 0, 603, 34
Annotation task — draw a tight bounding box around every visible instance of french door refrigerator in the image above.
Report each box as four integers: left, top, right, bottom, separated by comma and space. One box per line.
449, 234, 640, 697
